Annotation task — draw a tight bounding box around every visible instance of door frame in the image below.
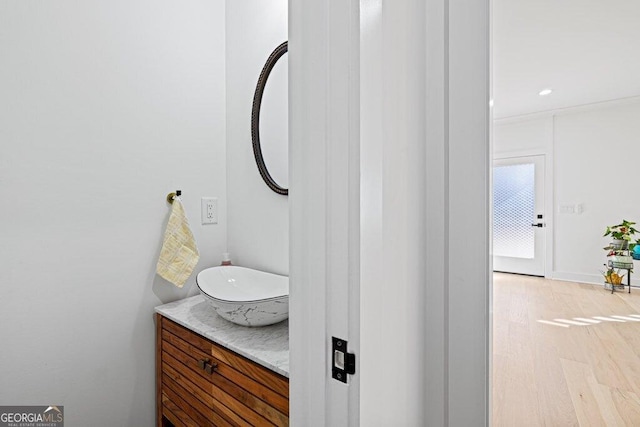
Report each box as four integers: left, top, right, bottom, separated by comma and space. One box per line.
494, 150, 554, 279
289, 0, 490, 425
288, 0, 361, 425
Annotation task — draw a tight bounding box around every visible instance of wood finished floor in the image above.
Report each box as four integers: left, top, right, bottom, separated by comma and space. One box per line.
493, 273, 640, 427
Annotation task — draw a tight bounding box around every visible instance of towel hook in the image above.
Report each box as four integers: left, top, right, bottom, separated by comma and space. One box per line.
166, 190, 181, 204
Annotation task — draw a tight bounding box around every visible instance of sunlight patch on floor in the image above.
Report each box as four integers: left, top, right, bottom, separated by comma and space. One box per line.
537, 314, 640, 328
611, 315, 640, 322
573, 317, 600, 324
593, 316, 625, 322
536, 320, 570, 328
553, 319, 590, 326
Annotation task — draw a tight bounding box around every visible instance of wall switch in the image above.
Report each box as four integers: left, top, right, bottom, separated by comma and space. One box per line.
201, 197, 218, 224
559, 205, 575, 214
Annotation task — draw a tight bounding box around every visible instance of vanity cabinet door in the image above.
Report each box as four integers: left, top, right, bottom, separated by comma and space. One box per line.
156, 315, 289, 427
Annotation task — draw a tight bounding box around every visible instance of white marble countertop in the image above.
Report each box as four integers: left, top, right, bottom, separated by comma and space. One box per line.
155, 295, 289, 377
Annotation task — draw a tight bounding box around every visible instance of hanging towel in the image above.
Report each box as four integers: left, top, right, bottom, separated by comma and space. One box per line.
156, 198, 200, 288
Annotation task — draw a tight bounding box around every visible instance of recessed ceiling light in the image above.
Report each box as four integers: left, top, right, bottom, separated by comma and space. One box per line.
489, 99, 494, 107
539, 88, 553, 96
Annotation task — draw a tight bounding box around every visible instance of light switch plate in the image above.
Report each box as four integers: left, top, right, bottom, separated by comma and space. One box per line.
559, 205, 575, 214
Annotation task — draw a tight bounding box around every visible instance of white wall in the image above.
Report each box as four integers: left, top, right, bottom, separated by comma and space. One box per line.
494, 117, 552, 156
226, 0, 289, 276
0, 1, 226, 425
494, 99, 640, 285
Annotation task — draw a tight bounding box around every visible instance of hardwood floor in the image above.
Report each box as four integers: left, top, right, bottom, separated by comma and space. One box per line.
493, 273, 640, 426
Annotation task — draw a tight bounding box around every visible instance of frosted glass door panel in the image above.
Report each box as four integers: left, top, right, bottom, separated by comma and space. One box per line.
493, 163, 535, 259
493, 155, 545, 277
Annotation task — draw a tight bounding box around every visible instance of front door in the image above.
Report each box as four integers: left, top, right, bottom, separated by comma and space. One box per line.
493, 155, 546, 276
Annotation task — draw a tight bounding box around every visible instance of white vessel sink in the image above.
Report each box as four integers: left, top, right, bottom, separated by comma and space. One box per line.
196, 266, 289, 327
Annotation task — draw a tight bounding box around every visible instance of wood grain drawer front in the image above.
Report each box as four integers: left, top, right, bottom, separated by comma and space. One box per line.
158, 316, 289, 427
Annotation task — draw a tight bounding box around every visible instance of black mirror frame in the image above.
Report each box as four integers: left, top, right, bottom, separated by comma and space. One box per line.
251, 41, 289, 196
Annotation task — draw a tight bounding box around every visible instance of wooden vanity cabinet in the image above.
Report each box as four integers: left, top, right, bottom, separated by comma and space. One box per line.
155, 314, 289, 426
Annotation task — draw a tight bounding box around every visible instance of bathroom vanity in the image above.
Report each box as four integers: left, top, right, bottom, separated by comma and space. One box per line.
155, 296, 289, 426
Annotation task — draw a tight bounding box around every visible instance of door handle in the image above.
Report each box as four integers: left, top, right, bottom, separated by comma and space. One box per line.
531, 223, 543, 227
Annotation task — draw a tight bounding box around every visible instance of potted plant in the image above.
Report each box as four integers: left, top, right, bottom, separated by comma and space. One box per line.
634, 239, 640, 260
600, 265, 626, 290
601, 265, 625, 284
604, 219, 639, 250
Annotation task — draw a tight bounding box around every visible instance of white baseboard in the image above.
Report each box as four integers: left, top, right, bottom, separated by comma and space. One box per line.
551, 271, 640, 287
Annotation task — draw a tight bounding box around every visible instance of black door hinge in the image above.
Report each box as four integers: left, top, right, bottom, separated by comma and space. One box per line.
332, 337, 356, 383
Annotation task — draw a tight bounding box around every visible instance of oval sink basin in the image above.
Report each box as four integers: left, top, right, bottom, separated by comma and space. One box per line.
196, 266, 289, 327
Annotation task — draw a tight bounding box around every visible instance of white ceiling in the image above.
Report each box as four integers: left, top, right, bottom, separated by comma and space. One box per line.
493, 0, 640, 119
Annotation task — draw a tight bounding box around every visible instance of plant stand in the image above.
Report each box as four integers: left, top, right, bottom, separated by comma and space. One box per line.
606, 258, 632, 294
603, 221, 639, 294
604, 279, 628, 293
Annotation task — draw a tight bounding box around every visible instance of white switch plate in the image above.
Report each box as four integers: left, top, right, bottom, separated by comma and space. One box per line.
201, 197, 218, 224
559, 205, 575, 214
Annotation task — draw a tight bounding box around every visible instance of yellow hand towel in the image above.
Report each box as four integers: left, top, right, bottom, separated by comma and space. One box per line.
156, 198, 200, 288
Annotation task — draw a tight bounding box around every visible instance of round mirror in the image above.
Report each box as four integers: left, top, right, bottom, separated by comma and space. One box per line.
251, 41, 288, 195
